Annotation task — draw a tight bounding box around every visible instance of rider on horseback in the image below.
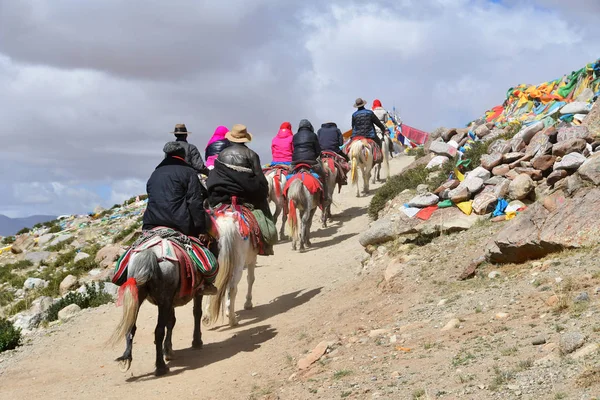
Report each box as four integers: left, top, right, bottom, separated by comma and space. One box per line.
351, 98, 388, 150
372, 99, 394, 158
291, 119, 331, 204
317, 122, 350, 185
271, 122, 294, 166
205, 125, 231, 170
206, 124, 275, 256
170, 123, 210, 176
142, 141, 218, 295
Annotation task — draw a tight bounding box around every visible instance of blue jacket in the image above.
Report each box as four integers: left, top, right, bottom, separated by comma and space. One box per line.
351, 108, 386, 139
317, 122, 343, 153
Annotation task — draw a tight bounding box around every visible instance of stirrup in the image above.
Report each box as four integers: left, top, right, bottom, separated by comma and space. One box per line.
199, 283, 218, 296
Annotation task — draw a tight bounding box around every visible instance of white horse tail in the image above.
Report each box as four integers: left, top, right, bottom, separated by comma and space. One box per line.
382, 138, 390, 180
208, 216, 240, 324
349, 140, 363, 187
287, 179, 305, 244
108, 249, 157, 346
266, 171, 275, 201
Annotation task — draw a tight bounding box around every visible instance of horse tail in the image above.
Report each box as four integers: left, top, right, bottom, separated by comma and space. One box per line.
349, 140, 363, 186
287, 179, 305, 243
266, 171, 275, 200
108, 248, 157, 346
382, 138, 390, 179
208, 216, 239, 324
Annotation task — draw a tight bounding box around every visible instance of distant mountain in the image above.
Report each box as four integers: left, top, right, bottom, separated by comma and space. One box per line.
0, 214, 57, 237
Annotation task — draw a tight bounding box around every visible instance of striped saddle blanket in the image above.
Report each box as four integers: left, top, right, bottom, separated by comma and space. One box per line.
262, 164, 290, 199
112, 227, 218, 298
344, 137, 383, 164
209, 201, 264, 251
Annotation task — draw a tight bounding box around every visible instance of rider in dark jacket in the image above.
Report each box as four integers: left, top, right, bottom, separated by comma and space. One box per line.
170, 123, 210, 176
317, 122, 350, 161
143, 142, 209, 236
291, 119, 331, 203
351, 98, 387, 150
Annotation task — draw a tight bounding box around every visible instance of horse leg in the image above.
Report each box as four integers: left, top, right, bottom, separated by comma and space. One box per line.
116, 288, 146, 372
154, 303, 171, 376
364, 165, 371, 194
307, 207, 317, 247
244, 257, 256, 310
280, 201, 288, 241
299, 209, 310, 250
163, 308, 176, 361
192, 294, 203, 349
225, 264, 243, 327
273, 201, 282, 239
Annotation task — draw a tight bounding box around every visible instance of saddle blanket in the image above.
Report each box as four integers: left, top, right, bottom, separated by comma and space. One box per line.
112, 227, 218, 298
263, 165, 290, 199
344, 136, 383, 164
210, 202, 268, 251
283, 170, 323, 196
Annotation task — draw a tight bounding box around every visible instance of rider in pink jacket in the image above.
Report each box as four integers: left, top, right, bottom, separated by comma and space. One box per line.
271, 122, 294, 164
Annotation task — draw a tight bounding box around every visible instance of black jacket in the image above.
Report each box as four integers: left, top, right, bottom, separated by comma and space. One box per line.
175, 137, 209, 175
142, 156, 208, 236
317, 122, 343, 153
206, 158, 269, 208
205, 139, 230, 160
292, 120, 321, 162
351, 108, 387, 139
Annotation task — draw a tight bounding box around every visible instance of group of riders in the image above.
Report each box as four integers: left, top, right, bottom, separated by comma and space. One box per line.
141, 97, 394, 295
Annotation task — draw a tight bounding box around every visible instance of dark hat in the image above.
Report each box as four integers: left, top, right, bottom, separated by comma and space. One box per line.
163, 141, 186, 157
170, 123, 191, 134
353, 98, 367, 108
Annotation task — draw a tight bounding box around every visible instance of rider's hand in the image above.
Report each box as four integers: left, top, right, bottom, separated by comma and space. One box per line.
198, 234, 210, 243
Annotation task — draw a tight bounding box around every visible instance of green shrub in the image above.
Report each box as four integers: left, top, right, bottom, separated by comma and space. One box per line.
42, 220, 58, 228
462, 140, 490, 170
16, 227, 31, 235
45, 236, 76, 252
1, 236, 15, 245
45, 283, 113, 322
48, 225, 62, 234
52, 249, 77, 268
0, 260, 32, 287
368, 165, 430, 220
0, 289, 15, 307
0, 318, 21, 352
112, 222, 141, 244
406, 147, 426, 159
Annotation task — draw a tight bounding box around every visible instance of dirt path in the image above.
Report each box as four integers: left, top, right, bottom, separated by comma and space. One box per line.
0, 156, 413, 400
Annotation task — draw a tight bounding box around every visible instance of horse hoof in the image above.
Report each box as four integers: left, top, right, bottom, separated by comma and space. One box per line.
244, 302, 253, 310
118, 358, 131, 373
229, 318, 239, 327
163, 350, 175, 361
192, 340, 203, 349
155, 366, 170, 377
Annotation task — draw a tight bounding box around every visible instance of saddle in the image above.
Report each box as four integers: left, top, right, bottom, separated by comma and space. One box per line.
284, 165, 324, 208
209, 197, 265, 253
263, 164, 290, 199
112, 227, 218, 299
344, 136, 383, 164
321, 151, 350, 189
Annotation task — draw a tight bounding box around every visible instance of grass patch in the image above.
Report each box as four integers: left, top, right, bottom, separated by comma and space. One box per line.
1, 236, 15, 245
412, 389, 426, 399
48, 225, 62, 233
452, 350, 476, 366
0, 260, 34, 288
112, 222, 141, 244
44, 282, 113, 322
333, 370, 353, 380
16, 227, 31, 235
489, 365, 515, 391
0, 317, 21, 353
500, 346, 518, 356
406, 147, 426, 159
368, 165, 429, 219
45, 236, 76, 252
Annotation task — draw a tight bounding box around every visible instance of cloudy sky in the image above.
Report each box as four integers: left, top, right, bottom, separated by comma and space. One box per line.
0, 0, 598, 218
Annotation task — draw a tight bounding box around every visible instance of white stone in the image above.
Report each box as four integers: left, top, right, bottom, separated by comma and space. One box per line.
58, 304, 82, 322
74, 252, 90, 263
23, 277, 49, 290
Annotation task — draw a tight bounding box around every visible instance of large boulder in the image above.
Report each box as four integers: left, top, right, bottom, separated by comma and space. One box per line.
74, 251, 90, 263
37, 234, 55, 247
95, 244, 125, 269
503, 152, 525, 163
481, 153, 503, 170
24, 251, 52, 265
474, 124, 490, 139
552, 138, 587, 157
472, 192, 498, 215
449, 186, 470, 203
434, 179, 460, 194
547, 170, 569, 186
526, 130, 552, 157
429, 141, 458, 158
407, 193, 439, 208
514, 167, 543, 181
508, 174, 534, 200
557, 126, 591, 142
358, 214, 419, 247
582, 99, 600, 138
487, 189, 600, 263
10, 311, 42, 332
520, 121, 545, 144
560, 102, 590, 115
58, 304, 81, 323
59, 274, 79, 295
554, 152, 586, 171
463, 177, 485, 194
493, 179, 511, 198
577, 153, 600, 185
492, 164, 510, 176
488, 139, 512, 155
466, 167, 491, 181
426, 156, 449, 170
48, 234, 74, 247
23, 277, 49, 290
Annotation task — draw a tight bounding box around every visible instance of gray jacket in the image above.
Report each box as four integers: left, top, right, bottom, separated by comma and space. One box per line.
373, 107, 390, 136
175, 139, 208, 175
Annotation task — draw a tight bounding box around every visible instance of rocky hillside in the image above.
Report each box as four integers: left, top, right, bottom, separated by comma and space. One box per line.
0, 196, 147, 341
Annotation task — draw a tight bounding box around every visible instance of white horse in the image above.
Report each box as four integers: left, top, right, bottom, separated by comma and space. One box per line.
349, 138, 390, 197
320, 156, 339, 223
265, 168, 288, 240
287, 170, 323, 252
202, 211, 259, 327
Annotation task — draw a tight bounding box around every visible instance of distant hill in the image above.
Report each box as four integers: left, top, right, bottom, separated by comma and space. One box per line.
0, 214, 57, 237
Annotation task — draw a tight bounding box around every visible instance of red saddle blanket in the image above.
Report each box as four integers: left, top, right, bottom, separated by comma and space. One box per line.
263, 165, 290, 199
209, 200, 264, 252
112, 227, 218, 299
343, 137, 383, 164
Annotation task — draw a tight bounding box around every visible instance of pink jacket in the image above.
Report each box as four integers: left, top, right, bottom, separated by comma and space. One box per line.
271, 128, 294, 162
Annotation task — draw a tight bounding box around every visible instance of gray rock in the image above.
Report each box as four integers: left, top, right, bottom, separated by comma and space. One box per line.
467, 166, 491, 181
532, 336, 546, 346
426, 155, 449, 170
560, 331, 586, 355
449, 186, 470, 203
463, 177, 485, 194
48, 234, 73, 247
488, 139, 512, 155
473, 192, 498, 215
526, 130, 551, 157
58, 304, 82, 323
102, 282, 119, 299
23, 277, 49, 290
557, 126, 591, 142
508, 174, 534, 200
552, 138, 587, 157
24, 251, 52, 265
554, 152, 586, 171
11, 311, 42, 332
358, 215, 418, 247
30, 296, 55, 315
74, 251, 90, 263
430, 127, 447, 140
574, 292, 590, 303
503, 152, 525, 163
416, 184, 429, 195
429, 141, 458, 158
475, 124, 490, 138
494, 179, 511, 198
566, 174, 584, 196
481, 153, 503, 170
520, 121, 545, 144
59, 274, 78, 295
560, 102, 590, 115
37, 234, 55, 246
578, 153, 600, 185
547, 169, 569, 186
407, 193, 439, 208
